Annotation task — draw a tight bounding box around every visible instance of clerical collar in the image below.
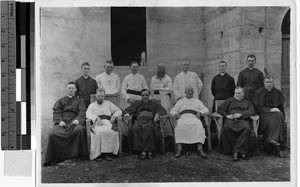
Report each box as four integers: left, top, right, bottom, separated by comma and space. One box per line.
219, 72, 226, 76
265, 87, 272, 92
248, 67, 254, 70
67, 95, 74, 98
82, 75, 89, 79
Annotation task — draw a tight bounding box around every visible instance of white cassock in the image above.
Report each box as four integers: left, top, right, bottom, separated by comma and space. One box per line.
173, 71, 203, 101
86, 100, 122, 160
150, 74, 173, 113
170, 98, 209, 144
121, 73, 148, 108
95, 72, 120, 94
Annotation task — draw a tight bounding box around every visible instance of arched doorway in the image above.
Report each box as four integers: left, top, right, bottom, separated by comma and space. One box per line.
281, 9, 290, 107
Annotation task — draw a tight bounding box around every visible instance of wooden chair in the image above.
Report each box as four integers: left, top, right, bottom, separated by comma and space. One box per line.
85, 94, 128, 157
211, 100, 259, 150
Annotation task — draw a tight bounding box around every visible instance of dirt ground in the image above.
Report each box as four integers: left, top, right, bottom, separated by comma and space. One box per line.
41, 110, 291, 183
41, 138, 290, 183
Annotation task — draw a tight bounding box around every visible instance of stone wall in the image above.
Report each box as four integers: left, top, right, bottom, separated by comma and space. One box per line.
40, 7, 111, 130
202, 7, 290, 110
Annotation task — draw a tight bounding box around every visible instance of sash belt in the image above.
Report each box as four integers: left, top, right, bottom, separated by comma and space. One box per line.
179, 109, 197, 116
127, 89, 141, 96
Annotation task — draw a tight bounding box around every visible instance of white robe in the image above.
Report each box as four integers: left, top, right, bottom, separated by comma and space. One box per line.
95, 72, 120, 94
173, 71, 203, 101
121, 73, 148, 108
86, 100, 122, 160
150, 74, 172, 113
170, 98, 209, 144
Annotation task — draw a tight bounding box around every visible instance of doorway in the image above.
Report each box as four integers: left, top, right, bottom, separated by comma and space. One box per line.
111, 7, 146, 66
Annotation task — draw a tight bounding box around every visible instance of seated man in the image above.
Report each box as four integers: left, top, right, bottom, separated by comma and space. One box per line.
217, 87, 255, 161
123, 89, 167, 160
170, 86, 209, 159
86, 88, 122, 161
252, 75, 285, 158
43, 82, 88, 166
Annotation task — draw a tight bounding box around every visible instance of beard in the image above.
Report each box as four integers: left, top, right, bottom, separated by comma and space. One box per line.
97, 99, 104, 105
157, 70, 166, 79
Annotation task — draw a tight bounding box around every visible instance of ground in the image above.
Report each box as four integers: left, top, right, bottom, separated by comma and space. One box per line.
41, 109, 291, 183
41, 148, 290, 183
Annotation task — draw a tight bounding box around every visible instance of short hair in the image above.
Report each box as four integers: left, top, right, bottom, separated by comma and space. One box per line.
67, 81, 76, 87
104, 60, 114, 67
140, 89, 151, 95
264, 75, 274, 81
96, 87, 106, 95
235, 86, 245, 93
182, 59, 190, 64
218, 61, 227, 66
130, 61, 139, 67
246, 54, 256, 61
81, 62, 90, 69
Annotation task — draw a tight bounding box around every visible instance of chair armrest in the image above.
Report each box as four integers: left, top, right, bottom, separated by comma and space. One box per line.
211, 112, 222, 118
250, 115, 259, 137
159, 114, 171, 119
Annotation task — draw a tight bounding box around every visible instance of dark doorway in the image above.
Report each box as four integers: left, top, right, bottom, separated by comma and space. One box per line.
111, 7, 146, 66
281, 9, 290, 107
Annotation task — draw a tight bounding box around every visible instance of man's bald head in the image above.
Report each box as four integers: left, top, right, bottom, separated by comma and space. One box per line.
184, 86, 194, 99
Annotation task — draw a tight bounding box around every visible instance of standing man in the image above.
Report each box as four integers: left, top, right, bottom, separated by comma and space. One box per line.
43, 82, 88, 166
237, 54, 264, 101
75, 62, 98, 108
150, 63, 173, 113
173, 59, 203, 101
170, 86, 209, 159
86, 88, 122, 161
211, 61, 236, 112
121, 61, 148, 108
95, 60, 120, 95
252, 75, 285, 158
217, 87, 255, 161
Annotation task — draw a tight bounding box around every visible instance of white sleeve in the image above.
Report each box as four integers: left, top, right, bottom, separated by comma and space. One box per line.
170, 100, 181, 116
142, 76, 149, 90
196, 74, 203, 94
121, 76, 130, 101
173, 75, 181, 100
116, 75, 121, 93
198, 100, 209, 115
109, 102, 122, 117
86, 104, 98, 122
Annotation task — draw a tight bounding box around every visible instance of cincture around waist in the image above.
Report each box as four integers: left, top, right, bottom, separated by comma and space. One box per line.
179, 109, 197, 116
127, 89, 141, 96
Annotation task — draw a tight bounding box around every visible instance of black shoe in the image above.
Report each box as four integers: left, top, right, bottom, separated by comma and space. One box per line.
240, 154, 249, 160
197, 149, 207, 159
104, 156, 113, 161
275, 146, 284, 158
93, 158, 103, 162
148, 151, 154, 159
269, 140, 280, 147
233, 152, 239, 162
174, 150, 182, 158
141, 152, 146, 160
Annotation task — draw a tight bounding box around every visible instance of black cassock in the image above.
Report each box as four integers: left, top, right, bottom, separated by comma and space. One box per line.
237, 68, 264, 101
124, 99, 167, 153
252, 87, 285, 152
75, 76, 98, 108
217, 98, 255, 154
211, 73, 236, 111
44, 96, 88, 165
